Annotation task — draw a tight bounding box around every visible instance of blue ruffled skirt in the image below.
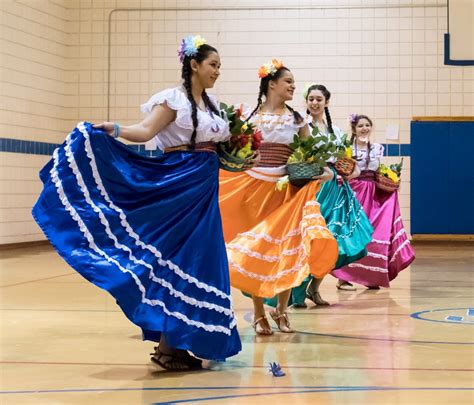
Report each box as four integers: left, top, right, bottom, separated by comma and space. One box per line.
32, 122, 241, 361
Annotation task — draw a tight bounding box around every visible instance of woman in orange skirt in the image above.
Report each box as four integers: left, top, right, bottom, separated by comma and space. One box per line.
219, 60, 338, 335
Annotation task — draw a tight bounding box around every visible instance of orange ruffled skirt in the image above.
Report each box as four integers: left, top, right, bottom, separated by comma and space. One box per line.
219, 167, 338, 298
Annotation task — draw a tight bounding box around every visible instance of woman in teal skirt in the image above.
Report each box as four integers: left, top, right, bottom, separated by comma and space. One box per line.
266, 84, 373, 308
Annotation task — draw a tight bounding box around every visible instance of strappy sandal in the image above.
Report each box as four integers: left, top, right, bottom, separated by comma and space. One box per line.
269, 311, 295, 333
150, 346, 202, 372
306, 290, 330, 306
252, 315, 274, 335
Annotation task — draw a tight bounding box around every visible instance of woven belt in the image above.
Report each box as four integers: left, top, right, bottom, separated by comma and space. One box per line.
256, 143, 293, 167
358, 170, 376, 181
164, 142, 217, 153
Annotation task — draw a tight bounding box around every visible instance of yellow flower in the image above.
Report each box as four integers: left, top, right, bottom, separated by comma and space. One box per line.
345, 146, 353, 158
276, 175, 289, 191
241, 123, 248, 133
193, 35, 206, 50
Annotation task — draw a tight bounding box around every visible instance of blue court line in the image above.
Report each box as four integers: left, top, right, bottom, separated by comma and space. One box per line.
151, 387, 474, 404
1, 385, 473, 396
411, 308, 474, 325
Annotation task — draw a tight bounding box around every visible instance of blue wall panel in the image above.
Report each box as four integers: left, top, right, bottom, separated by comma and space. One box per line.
411, 121, 474, 234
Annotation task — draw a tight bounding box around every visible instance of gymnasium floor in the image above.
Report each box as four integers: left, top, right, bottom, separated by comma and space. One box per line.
0, 242, 472, 404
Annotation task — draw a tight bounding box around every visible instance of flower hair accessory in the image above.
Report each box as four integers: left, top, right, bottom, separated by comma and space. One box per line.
258, 59, 284, 79
349, 113, 359, 124
178, 35, 206, 63
302, 82, 317, 99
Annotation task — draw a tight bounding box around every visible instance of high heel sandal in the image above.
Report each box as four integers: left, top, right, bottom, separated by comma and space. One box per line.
252, 315, 274, 335
269, 311, 295, 333
150, 346, 203, 372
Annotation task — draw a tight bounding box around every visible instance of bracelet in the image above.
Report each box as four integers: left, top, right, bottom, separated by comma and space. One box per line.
112, 123, 120, 138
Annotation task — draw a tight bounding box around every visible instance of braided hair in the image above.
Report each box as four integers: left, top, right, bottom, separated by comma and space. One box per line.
305, 84, 334, 135
350, 114, 373, 167
181, 43, 219, 149
245, 67, 303, 125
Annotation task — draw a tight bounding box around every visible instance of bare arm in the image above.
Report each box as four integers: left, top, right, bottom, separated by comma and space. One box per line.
93, 103, 176, 143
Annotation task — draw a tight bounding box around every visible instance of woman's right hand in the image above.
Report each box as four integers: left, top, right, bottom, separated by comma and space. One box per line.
93, 122, 115, 137
312, 166, 334, 184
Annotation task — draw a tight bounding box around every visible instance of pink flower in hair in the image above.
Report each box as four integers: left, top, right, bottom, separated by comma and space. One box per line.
349, 113, 359, 124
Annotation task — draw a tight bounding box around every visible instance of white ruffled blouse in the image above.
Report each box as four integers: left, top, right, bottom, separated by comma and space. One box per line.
141, 87, 230, 150
239, 104, 311, 145
353, 142, 384, 171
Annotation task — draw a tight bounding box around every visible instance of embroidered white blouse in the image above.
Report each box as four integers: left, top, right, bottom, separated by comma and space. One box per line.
239, 104, 311, 145
140, 87, 230, 150
353, 142, 384, 171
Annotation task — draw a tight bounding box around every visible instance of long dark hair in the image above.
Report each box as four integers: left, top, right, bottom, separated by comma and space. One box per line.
245, 67, 303, 125
305, 84, 334, 135
350, 114, 373, 166
181, 44, 219, 149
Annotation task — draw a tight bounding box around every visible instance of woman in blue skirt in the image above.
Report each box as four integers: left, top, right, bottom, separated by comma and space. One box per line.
32, 35, 241, 371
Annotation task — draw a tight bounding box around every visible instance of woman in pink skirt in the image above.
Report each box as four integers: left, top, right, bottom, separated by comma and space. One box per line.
332, 114, 415, 289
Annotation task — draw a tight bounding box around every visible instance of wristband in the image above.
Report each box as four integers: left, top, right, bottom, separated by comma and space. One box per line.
112, 123, 120, 138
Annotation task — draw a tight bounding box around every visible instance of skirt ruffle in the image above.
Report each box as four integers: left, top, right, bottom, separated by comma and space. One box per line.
266, 172, 374, 306
32, 122, 241, 361
219, 169, 338, 298
332, 177, 415, 288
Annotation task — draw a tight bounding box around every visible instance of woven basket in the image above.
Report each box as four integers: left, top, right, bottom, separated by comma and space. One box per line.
217, 144, 247, 172
287, 162, 324, 187
334, 157, 356, 177
375, 172, 399, 193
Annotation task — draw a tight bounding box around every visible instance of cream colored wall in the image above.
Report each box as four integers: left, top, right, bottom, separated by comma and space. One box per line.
0, 0, 75, 244
1, 0, 473, 243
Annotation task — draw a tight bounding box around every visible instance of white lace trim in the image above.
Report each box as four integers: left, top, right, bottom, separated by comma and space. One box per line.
77, 123, 232, 302
389, 239, 411, 264
328, 201, 365, 240
372, 239, 390, 245
394, 216, 402, 225
64, 133, 234, 318
367, 251, 388, 260
51, 147, 236, 334
229, 255, 305, 282
226, 243, 303, 262
347, 263, 388, 273
392, 228, 406, 243
238, 223, 327, 246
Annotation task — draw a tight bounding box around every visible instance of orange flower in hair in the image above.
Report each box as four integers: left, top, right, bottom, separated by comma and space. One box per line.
258, 59, 284, 78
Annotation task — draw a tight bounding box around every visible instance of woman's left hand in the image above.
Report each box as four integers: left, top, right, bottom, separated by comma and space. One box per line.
243, 150, 261, 169
312, 166, 334, 184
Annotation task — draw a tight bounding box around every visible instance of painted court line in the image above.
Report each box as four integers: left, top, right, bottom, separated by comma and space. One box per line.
1, 360, 472, 373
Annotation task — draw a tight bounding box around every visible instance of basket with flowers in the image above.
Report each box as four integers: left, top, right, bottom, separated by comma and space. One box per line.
285, 126, 337, 187
218, 102, 262, 172
375, 158, 403, 193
